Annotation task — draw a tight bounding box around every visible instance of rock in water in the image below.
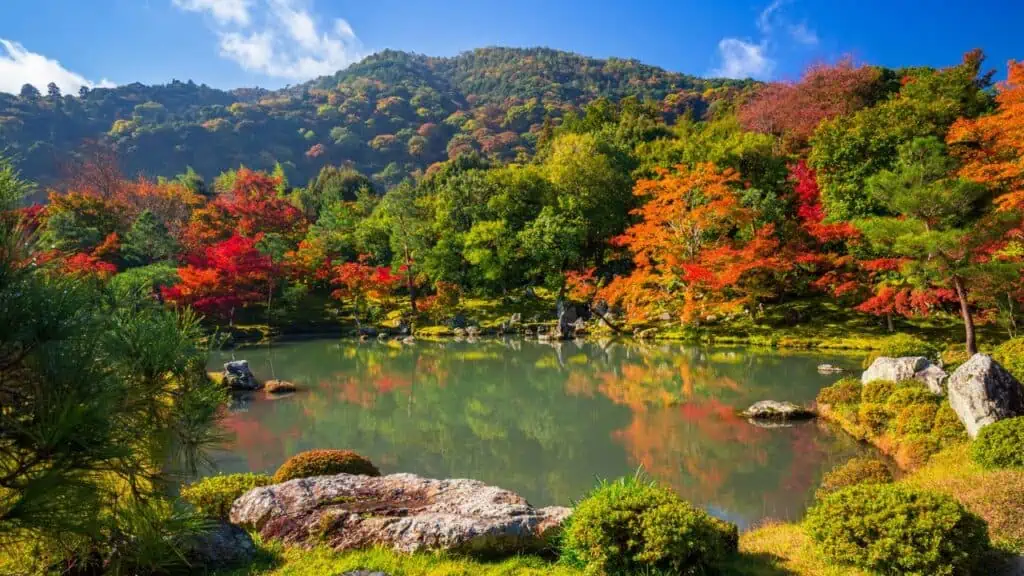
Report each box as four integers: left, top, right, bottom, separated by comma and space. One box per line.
861, 356, 947, 394
947, 354, 1024, 438
742, 400, 815, 421
230, 473, 571, 555
223, 360, 260, 391
817, 364, 845, 374
182, 521, 256, 570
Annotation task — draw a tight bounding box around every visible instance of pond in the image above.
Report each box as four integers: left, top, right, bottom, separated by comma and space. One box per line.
208, 338, 867, 529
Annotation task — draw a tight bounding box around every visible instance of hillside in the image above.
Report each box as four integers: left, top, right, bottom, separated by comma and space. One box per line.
0, 47, 752, 188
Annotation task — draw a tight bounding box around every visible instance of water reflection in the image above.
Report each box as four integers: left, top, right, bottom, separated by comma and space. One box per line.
209, 339, 865, 528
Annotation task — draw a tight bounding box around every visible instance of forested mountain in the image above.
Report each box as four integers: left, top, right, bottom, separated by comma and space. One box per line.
0, 47, 751, 188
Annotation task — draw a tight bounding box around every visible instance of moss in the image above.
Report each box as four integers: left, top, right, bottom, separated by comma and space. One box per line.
859, 380, 895, 404
940, 342, 971, 370
273, 450, 380, 483
861, 334, 940, 368
895, 433, 940, 469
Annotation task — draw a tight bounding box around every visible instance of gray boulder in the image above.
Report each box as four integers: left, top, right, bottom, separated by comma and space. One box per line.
223, 360, 260, 391
741, 400, 815, 421
230, 473, 570, 555
861, 356, 947, 394
947, 354, 1024, 438
182, 521, 256, 571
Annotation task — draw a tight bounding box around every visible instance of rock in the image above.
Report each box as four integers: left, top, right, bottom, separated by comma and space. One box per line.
572, 318, 588, 336
223, 360, 260, 391
231, 473, 571, 556
182, 521, 256, 570
402, 336, 415, 345
915, 364, 949, 395
265, 380, 296, 394
637, 327, 657, 339
741, 400, 815, 421
395, 322, 412, 337
555, 302, 577, 340
861, 356, 947, 394
817, 364, 845, 374
466, 326, 481, 337
947, 354, 1024, 438
453, 327, 467, 338
657, 312, 672, 321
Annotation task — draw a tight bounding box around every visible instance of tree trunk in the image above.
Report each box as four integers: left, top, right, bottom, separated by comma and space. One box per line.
403, 243, 417, 314
886, 313, 894, 333
953, 276, 977, 355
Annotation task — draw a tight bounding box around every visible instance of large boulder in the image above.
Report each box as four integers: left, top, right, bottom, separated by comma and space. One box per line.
947, 354, 1024, 438
230, 473, 570, 555
223, 360, 260, 391
861, 356, 947, 394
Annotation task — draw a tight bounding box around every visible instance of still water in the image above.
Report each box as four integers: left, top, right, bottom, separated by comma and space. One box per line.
208, 338, 866, 529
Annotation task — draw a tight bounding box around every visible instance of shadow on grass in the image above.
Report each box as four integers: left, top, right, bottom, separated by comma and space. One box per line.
722, 552, 799, 576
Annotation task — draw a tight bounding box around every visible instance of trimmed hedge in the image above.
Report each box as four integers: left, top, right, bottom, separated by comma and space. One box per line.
861, 380, 896, 404
815, 457, 893, 500
560, 476, 737, 575
273, 449, 381, 483
971, 417, 1024, 470
181, 473, 272, 519
806, 484, 989, 575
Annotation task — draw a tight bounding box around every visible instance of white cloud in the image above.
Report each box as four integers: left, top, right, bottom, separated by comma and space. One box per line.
712, 38, 774, 80
788, 22, 819, 46
172, 0, 251, 26
712, 0, 817, 79
0, 39, 114, 95
174, 0, 362, 81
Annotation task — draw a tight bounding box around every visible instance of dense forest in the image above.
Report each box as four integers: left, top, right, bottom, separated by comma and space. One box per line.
11, 47, 1021, 357
0, 47, 750, 189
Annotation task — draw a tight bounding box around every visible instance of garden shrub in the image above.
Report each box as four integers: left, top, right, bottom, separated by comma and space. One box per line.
816, 378, 860, 406
181, 473, 272, 519
857, 403, 889, 435
273, 449, 381, 483
971, 417, 1024, 470
560, 476, 736, 575
932, 403, 967, 443
992, 338, 1024, 382
860, 379, 896, 404
815, 457, 893, 499
805, 484, 989, 576
884, 384, 938, 413
895, 403, 939, 436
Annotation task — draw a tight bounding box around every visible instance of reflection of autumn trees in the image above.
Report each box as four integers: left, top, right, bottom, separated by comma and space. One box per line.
208, 340, 863, 525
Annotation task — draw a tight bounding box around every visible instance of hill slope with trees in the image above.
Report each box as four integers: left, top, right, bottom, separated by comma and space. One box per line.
0, 47, 751, 188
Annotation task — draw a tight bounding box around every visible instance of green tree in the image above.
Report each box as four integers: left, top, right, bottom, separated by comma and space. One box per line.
858, 137, 995, 354
122, 209, 179, 267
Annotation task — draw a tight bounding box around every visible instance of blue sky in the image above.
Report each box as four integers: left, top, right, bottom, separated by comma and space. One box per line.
0, 0, 1021, 95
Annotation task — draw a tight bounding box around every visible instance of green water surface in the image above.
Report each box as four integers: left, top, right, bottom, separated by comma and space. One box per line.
209, 338, 866, 528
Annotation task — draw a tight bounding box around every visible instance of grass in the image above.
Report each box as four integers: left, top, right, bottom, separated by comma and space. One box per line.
215, 542, 582, 576
728, 522, 868, 576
